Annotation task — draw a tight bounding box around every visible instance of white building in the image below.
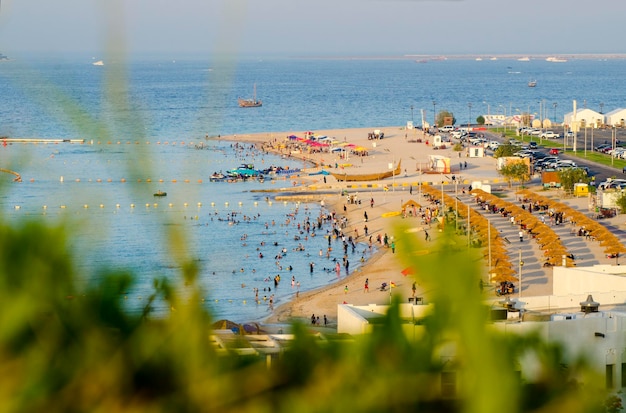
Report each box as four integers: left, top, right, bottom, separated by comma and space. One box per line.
605, 108, 626, 128
338, 264, 626, 391
563, 108, 604, 130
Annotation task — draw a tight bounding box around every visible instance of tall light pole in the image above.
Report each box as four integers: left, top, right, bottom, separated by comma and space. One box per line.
384, 148, 395, 192
410, 105, 414, 124
518, 248, 524, 301
432, 100, 437, 128
599, 102, 604, 114
468, 103, 472, 131
499, 104, 507, 133
483, 101, 490, 125
553, 102, 557, 124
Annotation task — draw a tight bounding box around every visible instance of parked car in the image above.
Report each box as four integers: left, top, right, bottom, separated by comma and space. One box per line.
439, 125, 455, 132
549, 148, 560, 155
528, 142, 538, 149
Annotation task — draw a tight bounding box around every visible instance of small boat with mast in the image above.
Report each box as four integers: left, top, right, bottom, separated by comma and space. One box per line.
238, 84, 262, 107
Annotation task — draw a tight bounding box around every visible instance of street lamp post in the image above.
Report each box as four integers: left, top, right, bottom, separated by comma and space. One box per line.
553, 102, 557, 124
410, 105, 414, 124
600, 102, 604, 114
585, 125, 593, 158
467, 203, 470, 248
440, 180, 445, 217
518, 248, 524, 301
432, 101, 437, 128
384, 148, 395, 193
468, 103, 472, 131
483, 101, 490, 125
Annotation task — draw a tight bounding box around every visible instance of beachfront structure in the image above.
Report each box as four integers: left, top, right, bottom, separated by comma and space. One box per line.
563, 108, 604, 130
338, 264, 626, 391
604, 108, 626, 128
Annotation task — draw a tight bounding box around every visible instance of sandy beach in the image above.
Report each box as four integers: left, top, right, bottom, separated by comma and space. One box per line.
221, 126, 626, 330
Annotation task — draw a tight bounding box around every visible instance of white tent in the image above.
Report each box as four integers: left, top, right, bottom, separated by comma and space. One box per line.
605, 108, 626, 127
563, 108, 603, 130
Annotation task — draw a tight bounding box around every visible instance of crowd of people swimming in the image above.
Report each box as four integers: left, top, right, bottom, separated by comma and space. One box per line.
205, 197, 375, 314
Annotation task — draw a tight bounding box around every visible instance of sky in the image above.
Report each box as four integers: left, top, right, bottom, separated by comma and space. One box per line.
1, 0, 625, 57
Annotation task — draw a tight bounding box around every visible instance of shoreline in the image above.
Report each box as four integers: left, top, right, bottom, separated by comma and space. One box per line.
221, 126, 440, 329
221, 125, 626, 332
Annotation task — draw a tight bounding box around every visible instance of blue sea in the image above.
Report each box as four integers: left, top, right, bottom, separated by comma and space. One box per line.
1, 54, 625, 322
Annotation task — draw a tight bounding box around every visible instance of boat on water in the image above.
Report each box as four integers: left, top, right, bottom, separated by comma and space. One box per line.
153, 190, 167, 197
228, 164, 259, 177
518, 57, 530, 62
0, 53, 9, 61
210, 172, 226, 182
238, 84, 262, 107
528, 80, 537, 87
92, 60, 104, 66
546, 57, 567, 63
330, 160, 402, 182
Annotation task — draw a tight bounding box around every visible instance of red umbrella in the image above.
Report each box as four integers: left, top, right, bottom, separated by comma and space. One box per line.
401, 267, 415, 276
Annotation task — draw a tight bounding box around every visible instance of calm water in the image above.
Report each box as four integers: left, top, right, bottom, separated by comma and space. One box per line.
0, 55, 625, 322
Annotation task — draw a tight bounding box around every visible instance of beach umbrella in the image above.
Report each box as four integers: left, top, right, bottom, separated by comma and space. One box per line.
401, 267, 416, 276
491, 272, 519, 283
605, 245, 626, 256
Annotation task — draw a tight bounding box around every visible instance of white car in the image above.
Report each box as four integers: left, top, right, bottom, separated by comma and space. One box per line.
439, 125, 455, 132
541, 131, 560, 139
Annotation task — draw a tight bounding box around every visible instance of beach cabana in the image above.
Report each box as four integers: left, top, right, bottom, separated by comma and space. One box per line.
428, 155, 451, 173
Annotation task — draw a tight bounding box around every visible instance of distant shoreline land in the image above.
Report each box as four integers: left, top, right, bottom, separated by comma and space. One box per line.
291, 53, 626, 61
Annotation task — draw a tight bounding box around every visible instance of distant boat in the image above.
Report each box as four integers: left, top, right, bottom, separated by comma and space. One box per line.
546, 57, 567, 63
475, 57, 483, 61
92, 60, 104, 66
518, 57, 530, 61
153, 190, 167, 197
238, 84, 262, 108
489, 57, 497, 61
0, 53, 9, 61
528, 80, 537, 87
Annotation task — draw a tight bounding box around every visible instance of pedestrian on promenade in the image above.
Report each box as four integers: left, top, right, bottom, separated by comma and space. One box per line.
519, 231, 524, 242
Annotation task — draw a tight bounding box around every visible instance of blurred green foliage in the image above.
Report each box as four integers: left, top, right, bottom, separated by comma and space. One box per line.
0, 217, 614, 412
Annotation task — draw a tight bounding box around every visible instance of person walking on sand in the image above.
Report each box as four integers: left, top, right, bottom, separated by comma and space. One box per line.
364, 278, 369, 293
344, 285, 349, 294
391, 240, 395, 253
364, 211, 368, 222
424, 230, 430, 242
412, 282, 417, 297
370, 198, 374, 208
